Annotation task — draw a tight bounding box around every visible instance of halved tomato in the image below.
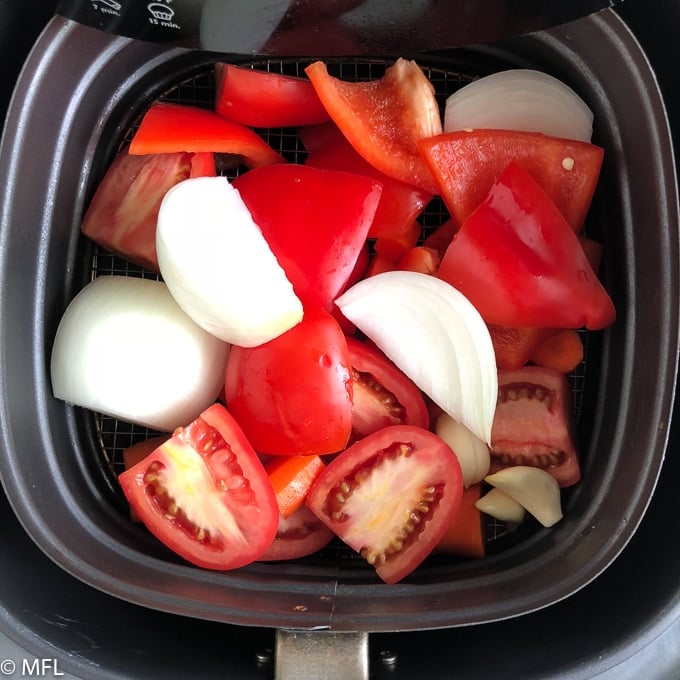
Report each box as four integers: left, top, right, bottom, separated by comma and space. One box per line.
490, 366, 581, 487
258, 505, 335, 562
347, 337, 429, 440
118, 403, 278, 570
306, 425, 463, 584
225, 307, 353, 456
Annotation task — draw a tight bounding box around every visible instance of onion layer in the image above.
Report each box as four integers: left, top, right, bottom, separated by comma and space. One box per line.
444, 69, 593, 142
336, 271, 497, 444
50, 276, 229, 432
156, 176, 303, 347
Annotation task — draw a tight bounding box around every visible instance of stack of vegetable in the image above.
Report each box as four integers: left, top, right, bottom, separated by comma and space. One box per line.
50, 58, 616, 584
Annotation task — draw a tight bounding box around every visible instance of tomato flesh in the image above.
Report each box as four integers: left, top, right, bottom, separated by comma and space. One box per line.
258, 505, 334, 561
306, 425, 462, 583
490, 366, 581, 487
347, 337, 429, 440
118, 404, 278, 569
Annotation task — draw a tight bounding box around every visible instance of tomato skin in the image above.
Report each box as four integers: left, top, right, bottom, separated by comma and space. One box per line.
81, 148, 196, 271
347, 337, 429, 440
490, 366, 581, 487
300, 122, 432, 239
419, 128, 604, 231
438, 161, 616, 330
118, 404, 278, 570
306, 425, 463, 584
305, 58, 442, 194
215, 64, 330, 128
225, 307, 353, 456
129, 102, 285, 167
233, 164, 381, 311
258, 505, 334, 561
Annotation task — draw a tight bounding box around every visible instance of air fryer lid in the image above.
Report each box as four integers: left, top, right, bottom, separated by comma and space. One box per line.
0, 9, 677, 632
56, 0, 621, 55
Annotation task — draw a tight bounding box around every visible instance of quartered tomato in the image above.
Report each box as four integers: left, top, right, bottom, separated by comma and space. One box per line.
347, 337, 429, 440
306, 425, 463, 584
490, 366, 581, 487
118, 404, 278, 570
258, 505, 334, 562
81, 148, 198, 271
233, 164, 381, 311
437, 161, 616, 330
215, 63, 330, 128
225, 307, 353, 456
305, 58, 442, 193
419, 128, 604, 231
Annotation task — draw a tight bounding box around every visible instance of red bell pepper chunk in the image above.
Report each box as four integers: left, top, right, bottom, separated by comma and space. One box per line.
129, 102, 285, 167
300, 122, 432, 239
215, 63, 330, 128
305, 58, 443, 194
233, 164, 382, 311
418, 129, 604, 231
438, 161, 616, 331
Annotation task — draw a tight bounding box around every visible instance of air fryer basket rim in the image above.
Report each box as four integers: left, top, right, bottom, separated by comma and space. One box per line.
0, 10, 677, 632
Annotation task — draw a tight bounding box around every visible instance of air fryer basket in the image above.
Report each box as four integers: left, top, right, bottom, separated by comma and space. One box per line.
0, 10, 677, 632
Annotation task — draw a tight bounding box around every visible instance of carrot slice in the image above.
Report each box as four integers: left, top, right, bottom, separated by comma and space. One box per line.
366, 254, 398, 277
487, 325, 554, 371
373, 221, 421, 262
266, 455, 325, 519
435, 484, 485, 558
530, 328, 584, 374
397, 246, 440, 275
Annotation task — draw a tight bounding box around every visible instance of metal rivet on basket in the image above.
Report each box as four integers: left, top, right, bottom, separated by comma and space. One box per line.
379, 650, 398, 666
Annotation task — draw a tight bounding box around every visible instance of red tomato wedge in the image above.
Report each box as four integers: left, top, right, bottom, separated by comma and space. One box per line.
233, 164, 381, 310
418, 129, 604, 231
81, 148, 204, 271
258, 505, 334, 562
306, 425, 463, 584
215, 63, 330, 128
129, 102, 285, 167
347, 336, 429, 440
305, 58, 442, 194
490, 366, 581, 487
225, 307, 353, 456
300, 122, 432, 239
437, 161, 616, 330
118, 404, 278, 570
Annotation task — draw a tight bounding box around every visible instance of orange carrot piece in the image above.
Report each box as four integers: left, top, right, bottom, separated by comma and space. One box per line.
265, 455, 325, 519
397, 245, 441, 274
530, 328, 584, 374
373, 221, 421, 262
366, 253, 398, 277
436, 484, 486, 558
422, 218, 459, 259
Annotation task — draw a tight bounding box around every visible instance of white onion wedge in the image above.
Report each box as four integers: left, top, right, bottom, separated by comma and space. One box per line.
156, 176, 303, 347
475, 488, 527, 524
484, 466, 563, 528
50, 276, 229, 432
444, 69, 593, 142
435, 412, 490, 487
336, 271, 497, 444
